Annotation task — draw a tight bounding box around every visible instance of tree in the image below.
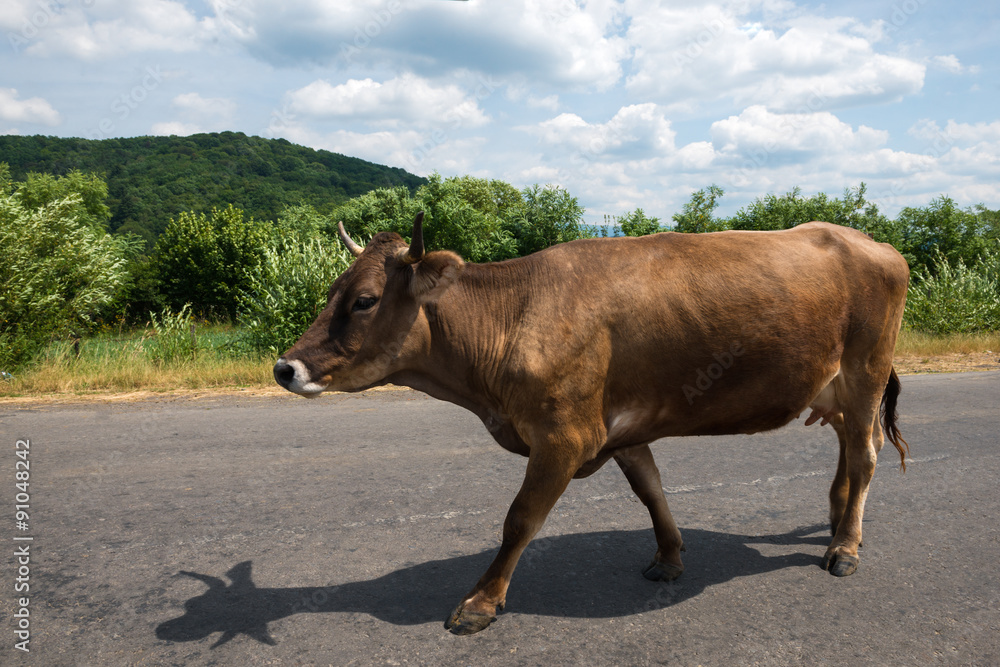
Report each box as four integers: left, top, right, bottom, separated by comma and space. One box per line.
14, 169, 112, 231
672, 185, 726, 233
336, 186, 422, 241
0, 133, 426, 247
0, 163, 11, 196
414, 174, 519, 262
0, 188, 135, 368
724, 184, 891, 237
507, 184, 587, 256
896, 196, 993, 274
617, 208, 662, 236
153, 206, 269, 319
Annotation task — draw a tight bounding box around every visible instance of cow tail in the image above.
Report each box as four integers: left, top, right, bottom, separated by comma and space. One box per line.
880, 367, 909, 472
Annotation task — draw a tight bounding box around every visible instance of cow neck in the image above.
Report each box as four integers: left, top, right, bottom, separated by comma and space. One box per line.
415, 259, 532, 412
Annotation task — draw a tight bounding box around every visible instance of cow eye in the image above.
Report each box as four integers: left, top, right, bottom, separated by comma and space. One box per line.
352, 296, 378, 312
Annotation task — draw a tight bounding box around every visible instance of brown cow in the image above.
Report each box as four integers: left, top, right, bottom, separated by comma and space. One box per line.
274, 212, 910, 635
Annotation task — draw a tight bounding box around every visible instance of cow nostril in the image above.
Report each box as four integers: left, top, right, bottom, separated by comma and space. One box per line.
274, 360, 296, 388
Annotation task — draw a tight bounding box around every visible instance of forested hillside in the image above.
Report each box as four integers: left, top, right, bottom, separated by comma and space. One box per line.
0, 133, 425, 246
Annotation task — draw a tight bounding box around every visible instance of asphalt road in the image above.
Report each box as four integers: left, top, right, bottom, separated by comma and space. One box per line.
1, 371, 998, 666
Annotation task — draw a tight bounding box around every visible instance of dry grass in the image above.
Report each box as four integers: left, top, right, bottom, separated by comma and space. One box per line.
893, 329, 1000, 375
895, 329, 1000, 356
5, 355, 274, 396
0, 328, 275, 399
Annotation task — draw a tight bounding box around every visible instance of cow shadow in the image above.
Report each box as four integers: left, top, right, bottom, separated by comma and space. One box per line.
155, 524, 828, 647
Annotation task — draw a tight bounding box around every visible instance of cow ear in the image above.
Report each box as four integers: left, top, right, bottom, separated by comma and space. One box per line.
408, 250, 465, 304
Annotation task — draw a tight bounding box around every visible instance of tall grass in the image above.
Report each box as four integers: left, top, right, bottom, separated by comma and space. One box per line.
895, 329, 1000, 357
235, 236, 352, 356
0, 324, 274, 397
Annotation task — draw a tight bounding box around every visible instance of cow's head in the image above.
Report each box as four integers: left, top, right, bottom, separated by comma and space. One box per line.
273, 212, 464, 396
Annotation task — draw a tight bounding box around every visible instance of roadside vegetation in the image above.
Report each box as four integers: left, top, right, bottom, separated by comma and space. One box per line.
1, 147, 998, 397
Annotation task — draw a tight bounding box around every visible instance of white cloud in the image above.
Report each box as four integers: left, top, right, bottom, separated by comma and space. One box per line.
527, 95, 560, 111
0, 88, 60, 126
286, 74, 489, 128
526, 104, 677, 159
930, 54, 964, 73
676, 141, 716, 170
172, 92, 236, 119
150, 121, 204, 136
220, 0, 628, 90
272, 122, 488, 177
149, 93, 236, 137
2, 0, 997, 223
910, 119, 1000, 146
625, 3, 925, 112
710, 105, 888, 157
6, 0, 211, 59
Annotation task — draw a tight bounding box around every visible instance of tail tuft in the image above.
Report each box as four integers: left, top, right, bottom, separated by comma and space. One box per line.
880, 367, 909, 472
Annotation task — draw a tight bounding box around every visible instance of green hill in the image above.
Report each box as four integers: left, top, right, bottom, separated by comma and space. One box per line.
0, 132, 426, 246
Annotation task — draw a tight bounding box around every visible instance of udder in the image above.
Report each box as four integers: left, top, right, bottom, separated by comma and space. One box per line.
803, 373, 843, 427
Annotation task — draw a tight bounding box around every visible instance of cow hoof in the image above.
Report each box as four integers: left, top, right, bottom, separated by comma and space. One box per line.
821, 552, 859, 577
445, 605, 497, 635
642, 559, 684, 582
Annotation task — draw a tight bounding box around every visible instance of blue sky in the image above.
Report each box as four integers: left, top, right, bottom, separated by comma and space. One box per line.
2, 0, 997, 221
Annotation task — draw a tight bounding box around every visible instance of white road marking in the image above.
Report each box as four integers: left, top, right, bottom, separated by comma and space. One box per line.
585, 453, 951, 502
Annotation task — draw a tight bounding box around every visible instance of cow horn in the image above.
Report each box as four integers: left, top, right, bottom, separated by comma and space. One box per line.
338, 221, 364, 257
400, 211, 425, 265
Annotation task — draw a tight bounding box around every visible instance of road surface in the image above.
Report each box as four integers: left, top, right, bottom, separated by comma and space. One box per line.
1, 371, 998, 665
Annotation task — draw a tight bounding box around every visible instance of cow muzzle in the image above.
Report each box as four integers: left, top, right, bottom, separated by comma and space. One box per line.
273, 358, 327, 397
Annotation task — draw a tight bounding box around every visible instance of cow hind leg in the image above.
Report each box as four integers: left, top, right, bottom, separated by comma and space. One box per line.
614, 444, 685, 581
828, 414, 849, 536
829, 413, 883, 538
822, 376, 885, 577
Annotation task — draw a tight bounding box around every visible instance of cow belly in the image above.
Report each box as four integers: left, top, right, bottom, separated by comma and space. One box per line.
605, 367, 845, 447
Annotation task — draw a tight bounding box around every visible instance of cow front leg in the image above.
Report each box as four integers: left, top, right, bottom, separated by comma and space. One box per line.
614, 444, 685, 581
445, 445, 579, 635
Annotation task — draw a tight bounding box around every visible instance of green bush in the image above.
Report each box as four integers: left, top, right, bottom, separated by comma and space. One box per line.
673, 185, 727, 233
153, 205, 269, 319
904, 247, 1000, 334
616, 208, 663, 236
507, 184, 587, 256
15, 169, 112, 231
235, 237, 353, 357
0, 188, 135, 369
896, 196, 996, 276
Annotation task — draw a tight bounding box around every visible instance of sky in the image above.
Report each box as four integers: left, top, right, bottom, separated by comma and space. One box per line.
1, 0, 998, 221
